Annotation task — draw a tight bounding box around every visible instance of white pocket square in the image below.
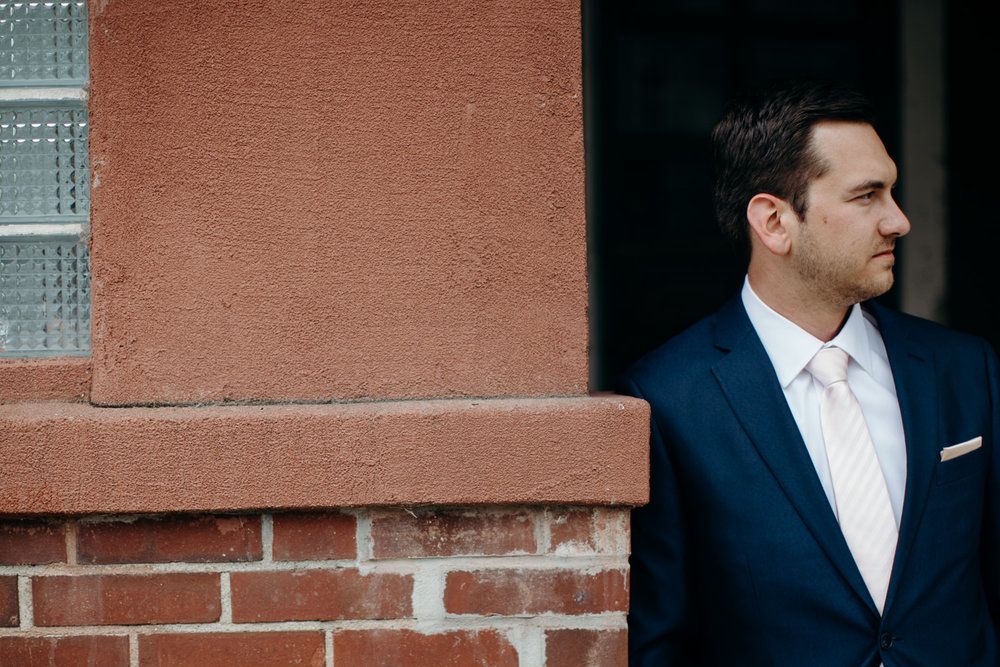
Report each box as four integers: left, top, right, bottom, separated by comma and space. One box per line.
940, 436, 982, 462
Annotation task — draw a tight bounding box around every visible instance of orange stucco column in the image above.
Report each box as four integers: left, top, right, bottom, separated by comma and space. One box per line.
0, 0, 650, 517
88, 0, 588, 405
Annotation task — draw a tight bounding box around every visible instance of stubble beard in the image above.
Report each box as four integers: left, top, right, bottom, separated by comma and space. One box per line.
795, 233, 895, 308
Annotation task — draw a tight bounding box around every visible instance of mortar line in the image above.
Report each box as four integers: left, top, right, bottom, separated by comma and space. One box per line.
17, 575, 33, 629
515, 624, 545, 667
219, 572, 232, 624
65, 520, 78, 566
537, 508, 551, 554
261, 513, 274, 563
356, 510, 373, 563
0, 553, 628, 578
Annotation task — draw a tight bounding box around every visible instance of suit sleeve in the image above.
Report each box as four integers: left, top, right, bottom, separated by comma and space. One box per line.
620, 375, 697, 667
980, 340, 1000, 635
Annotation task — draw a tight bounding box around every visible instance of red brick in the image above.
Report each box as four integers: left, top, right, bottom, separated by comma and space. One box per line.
334, 629, 518, 667
548, 509, 597, 552
0, 576, 17, 627
549, 508, 629, 555
231, 569, 411, 622
34, 573, 220, 626
272, 511, 356, 561
78, 515, 262, 564
444, 568, 628, 615
0, 519, 66, 565
371, 508, 536, 558
546, 629, 627, 667
139, 632, 324, 667
0, 636, 129, 666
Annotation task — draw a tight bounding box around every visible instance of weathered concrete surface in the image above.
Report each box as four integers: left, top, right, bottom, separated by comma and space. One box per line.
0, 395, 649, 514
88, 0, 586, 405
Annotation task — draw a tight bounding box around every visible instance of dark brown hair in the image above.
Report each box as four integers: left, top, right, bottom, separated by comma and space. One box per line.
712, 80, 875, 251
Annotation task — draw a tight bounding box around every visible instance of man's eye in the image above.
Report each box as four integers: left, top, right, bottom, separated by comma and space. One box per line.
856, 192, 874, 201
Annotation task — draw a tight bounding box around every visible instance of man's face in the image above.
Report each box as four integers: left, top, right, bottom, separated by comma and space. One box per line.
789, 121, 911, 308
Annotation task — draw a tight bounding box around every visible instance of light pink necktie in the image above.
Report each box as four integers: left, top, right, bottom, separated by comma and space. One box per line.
807, 346, 897, 614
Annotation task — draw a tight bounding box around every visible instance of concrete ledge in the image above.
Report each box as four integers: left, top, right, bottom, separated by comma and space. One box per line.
0, 395, 649, 515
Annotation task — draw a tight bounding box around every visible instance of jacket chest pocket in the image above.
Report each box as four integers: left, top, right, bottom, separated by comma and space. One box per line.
936, 445, 985, 486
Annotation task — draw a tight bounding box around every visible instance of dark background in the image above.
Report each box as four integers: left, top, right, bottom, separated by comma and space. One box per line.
947, 2, 1000, 356
585, 0, 999, 389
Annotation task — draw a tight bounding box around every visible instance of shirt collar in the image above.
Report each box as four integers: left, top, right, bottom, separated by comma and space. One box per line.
741, 276, 876, 388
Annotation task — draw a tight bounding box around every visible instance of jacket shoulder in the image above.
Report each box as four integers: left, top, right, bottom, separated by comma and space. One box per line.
617, 312, 727, 398
870, 302, 995, 361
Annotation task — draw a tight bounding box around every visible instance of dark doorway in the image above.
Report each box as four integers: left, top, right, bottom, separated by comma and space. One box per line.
946, 1, 1000, 353
585, 0, 902, 389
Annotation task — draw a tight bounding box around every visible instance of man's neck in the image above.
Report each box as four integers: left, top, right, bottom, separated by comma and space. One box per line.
746, 268, 851, 342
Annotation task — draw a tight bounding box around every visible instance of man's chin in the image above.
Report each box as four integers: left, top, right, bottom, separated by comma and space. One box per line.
858, 271, 894, 302
837, 269, 895, 306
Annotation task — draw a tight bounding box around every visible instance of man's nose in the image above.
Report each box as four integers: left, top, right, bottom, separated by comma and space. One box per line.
881, 196, 911, 237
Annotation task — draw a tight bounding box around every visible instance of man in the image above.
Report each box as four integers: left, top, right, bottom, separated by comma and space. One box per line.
620, 81, 1000, 665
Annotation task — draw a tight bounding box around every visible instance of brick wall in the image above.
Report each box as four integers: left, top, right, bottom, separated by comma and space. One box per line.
0, 507, 628, 666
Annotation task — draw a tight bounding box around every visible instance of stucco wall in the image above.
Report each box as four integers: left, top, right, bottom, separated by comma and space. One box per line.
1, 0, 649, 518
88, 0, 587, 405
1, 396, 648, 514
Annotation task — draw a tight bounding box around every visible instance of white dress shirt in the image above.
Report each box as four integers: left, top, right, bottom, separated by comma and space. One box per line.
741, 277, 907, 526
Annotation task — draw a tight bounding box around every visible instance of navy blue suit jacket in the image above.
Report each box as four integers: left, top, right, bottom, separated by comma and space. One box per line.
620, 295, 1000, 666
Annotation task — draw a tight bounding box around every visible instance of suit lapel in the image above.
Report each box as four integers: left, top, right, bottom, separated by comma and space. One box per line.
710, 296, 875, 609
867, 303, 938, 614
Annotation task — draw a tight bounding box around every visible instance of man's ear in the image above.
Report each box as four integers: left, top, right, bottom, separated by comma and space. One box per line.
746, 193, 794, 256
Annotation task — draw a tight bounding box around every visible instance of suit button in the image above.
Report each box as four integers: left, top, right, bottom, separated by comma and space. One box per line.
879, 632, 893, 650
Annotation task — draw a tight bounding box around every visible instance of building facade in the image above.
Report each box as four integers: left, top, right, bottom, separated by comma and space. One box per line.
1, 1, 648, 664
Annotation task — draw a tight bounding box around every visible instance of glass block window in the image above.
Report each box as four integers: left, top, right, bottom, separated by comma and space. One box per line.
0, 104, 89, 217
0, 1, 89, 357
0, 235, 89, 353
1, 1, 89, 85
